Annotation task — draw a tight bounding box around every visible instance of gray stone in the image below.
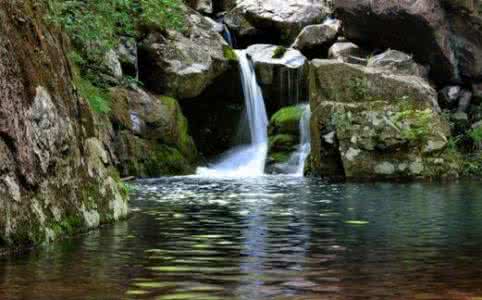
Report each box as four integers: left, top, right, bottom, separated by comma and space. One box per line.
291, 19, 340, 57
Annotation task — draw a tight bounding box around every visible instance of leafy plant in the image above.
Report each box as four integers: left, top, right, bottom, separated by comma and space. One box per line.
468, 126, 482, 144
394, 109, 433, 144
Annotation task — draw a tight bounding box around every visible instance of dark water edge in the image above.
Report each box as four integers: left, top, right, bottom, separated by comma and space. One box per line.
1, 176, 482, 300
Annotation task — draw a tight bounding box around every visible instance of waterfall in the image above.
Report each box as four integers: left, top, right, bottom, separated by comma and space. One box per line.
197, 50, 269, 177
223, 25, 235, 48
275, 104, 312, 176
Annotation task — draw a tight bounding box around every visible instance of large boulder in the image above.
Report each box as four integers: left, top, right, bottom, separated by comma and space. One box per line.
0, 1, 127, 248
225, 0, 333, 46
291, 19, 341, 58
335, 0, 482, 85
110, 87, 198, 176
180, 65, 245, 158
246, 44, 308, 114
308, 59, 461, 179
139, 6, 234, 99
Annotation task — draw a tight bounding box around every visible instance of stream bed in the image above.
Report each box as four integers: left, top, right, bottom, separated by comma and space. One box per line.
1, 176, 482, 299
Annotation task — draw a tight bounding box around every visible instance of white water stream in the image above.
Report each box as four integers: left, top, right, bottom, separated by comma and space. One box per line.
197, 50, 269, 177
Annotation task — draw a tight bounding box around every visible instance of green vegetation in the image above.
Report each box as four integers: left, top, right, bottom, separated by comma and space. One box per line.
468, 126, 482, 145
223, 45, 238, 61
46, 0, 184, 63
349, 77, 371, 101
46, 0, 185, 114
272, 46, 288, 59
270, 106, 304, 134
74, 75, 111, 114
394, 109, 433, 144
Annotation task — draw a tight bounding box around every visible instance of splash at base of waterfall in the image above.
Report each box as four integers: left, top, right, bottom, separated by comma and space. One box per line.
196, 144, 268, 177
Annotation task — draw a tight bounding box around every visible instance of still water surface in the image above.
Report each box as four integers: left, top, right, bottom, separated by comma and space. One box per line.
1, 176, 482, 300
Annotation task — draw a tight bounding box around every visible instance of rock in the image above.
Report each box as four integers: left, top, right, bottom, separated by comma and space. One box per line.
457, 90, 472, 112
328, 41, 370, 65
225, 0, 333, 45
110, 87, 198, 176
472, 82, 482, 104
180, 66, 245, 158
267, 105, 304, 169
308, 59, 460, 179
116, 37, 138, 78
139, 6, 232, 99
191, 0, 213, 14
114, 132, 194, 177
335, 0, 457, 84
335, 0, 482, 85
291, 19, 341, 58
0, 1, 128, 247
367, 49, 428, 78
246, 44, 308, 113
439, 86, 463, 109
102, 49, 123, 80
269, 105, 305, 135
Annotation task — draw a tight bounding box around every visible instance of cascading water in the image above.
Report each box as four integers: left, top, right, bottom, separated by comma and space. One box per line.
275, 104, 312, 176
196, 50, 269, 177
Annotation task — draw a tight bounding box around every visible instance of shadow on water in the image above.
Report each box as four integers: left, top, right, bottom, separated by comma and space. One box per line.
1, 176, 482, 299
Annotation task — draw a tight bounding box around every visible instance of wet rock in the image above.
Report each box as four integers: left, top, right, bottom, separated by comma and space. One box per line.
139, 6, 232, 99
291, 19, 341, 58
225, 0, 333, 45
246, 44, 308, 113
308, 59, 460, 179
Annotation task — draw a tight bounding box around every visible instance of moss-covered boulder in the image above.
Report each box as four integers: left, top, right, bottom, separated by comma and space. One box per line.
269, 106, 305, 135
267, 106, 303, 166
110, 87, 198, 177
309, 59, 462, 179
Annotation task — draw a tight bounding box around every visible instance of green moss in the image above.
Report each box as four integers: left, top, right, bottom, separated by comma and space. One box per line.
269, 151, 291, 164
223, 45, 238, 61
272, 46, 287, 59
393, 108, 433, 144
70, 61, 111, 114
146, 145, 193, 176
270, 106, 304, 134
159, 95, 197, 161
269, 134, 298, 151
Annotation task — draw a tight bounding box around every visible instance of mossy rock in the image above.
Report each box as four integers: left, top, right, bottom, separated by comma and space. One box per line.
269, 106, 304, 135
223, 45, 238, 61
268, 151, 292, 164
269, 134, 298, 151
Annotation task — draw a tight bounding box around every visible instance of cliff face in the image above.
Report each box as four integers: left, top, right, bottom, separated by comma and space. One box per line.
0, 1, 128, 248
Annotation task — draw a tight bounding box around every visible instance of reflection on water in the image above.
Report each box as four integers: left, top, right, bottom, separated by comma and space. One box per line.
1, 176, 482, 300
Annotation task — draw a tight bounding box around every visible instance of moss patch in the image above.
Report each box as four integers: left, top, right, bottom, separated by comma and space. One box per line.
272, 46, 287, 59
270, 106, 304, 135
223, 45, 238, 61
